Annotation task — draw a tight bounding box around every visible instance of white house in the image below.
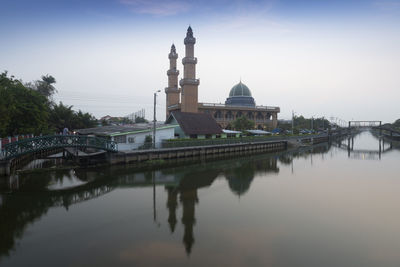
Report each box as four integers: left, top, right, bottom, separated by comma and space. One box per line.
76, 123, 175, 150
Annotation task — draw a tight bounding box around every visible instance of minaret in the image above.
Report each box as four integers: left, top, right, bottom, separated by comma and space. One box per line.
180, 26, 200, 113
165, 44, 180, 119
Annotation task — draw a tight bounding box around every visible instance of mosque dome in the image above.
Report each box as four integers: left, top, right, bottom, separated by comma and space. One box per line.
225, 81, 256, 107
229, 81, 252, 97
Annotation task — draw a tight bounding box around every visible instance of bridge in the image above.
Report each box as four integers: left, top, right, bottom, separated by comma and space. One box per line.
347, 121, 400, 141
333, 135, 397, 160
0, 134, 117, 161
348, 120, 382, 128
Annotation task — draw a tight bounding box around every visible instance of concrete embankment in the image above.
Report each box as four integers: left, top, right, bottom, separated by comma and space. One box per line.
108, 140, 288, 165
108, 134, 333, 165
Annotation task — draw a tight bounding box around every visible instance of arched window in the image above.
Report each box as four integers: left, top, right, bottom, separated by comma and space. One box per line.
225, 111, 233, 120
214, 110, 222, 120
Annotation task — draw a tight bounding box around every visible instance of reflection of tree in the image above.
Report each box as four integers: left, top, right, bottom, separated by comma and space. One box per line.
278, 143, 331, 165
0, 194, 51, 261
0, 171, 115, 261
278, 155, 292, 165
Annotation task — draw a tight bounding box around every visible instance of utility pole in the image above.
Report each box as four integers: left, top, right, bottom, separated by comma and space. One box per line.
292, 110, 294, 134
311, 116, 313, 132
153, 90, 161, 149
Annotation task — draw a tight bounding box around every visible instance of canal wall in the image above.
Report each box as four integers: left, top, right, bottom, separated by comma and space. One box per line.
107, 140, 288, 165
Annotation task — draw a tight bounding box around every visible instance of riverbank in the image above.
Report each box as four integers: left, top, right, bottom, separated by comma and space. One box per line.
1, 133, 345, 176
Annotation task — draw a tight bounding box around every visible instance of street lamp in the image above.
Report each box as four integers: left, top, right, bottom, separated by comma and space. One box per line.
292, 110, 295, 135
311, 116, 314, 132
153, 90, 161, 149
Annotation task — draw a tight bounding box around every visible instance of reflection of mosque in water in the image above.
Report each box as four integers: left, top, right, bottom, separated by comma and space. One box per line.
0, 145, 337, 259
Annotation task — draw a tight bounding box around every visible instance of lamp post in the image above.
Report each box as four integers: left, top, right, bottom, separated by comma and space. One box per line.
291, 110, 297, 135
153, 90, 161, 149
311, 116, 314, 132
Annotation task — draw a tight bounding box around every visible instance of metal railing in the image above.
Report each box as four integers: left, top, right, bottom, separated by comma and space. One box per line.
1, 135, 117, 160
200, 103, 280, 111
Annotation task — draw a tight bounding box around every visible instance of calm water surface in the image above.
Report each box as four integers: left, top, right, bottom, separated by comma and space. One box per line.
1, 131, 400, 267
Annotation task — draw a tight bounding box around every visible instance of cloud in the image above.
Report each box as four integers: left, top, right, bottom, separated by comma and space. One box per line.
119, 0, 191, 16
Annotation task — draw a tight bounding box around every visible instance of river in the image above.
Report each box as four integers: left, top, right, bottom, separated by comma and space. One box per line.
0, 131, 399, 267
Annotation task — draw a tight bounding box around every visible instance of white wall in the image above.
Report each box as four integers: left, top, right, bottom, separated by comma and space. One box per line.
115, 128, 174, 150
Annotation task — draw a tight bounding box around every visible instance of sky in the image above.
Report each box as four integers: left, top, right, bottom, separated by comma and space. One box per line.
1, 0, 399, 123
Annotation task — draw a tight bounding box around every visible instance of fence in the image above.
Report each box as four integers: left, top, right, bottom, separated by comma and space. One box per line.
1, 134, 35, 151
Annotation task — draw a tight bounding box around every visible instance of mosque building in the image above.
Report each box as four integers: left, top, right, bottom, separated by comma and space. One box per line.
165, 26, 280, 130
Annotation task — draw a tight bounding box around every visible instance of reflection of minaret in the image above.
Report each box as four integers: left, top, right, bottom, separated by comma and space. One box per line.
180, 26, 200, 113
180, 189, 198, 255
166, 187, 178, 233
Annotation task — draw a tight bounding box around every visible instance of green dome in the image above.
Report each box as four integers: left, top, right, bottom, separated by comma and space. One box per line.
229, 81, 252, 97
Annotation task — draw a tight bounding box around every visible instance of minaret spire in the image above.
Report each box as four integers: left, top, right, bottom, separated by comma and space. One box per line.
165, 43, 180, 119
180, 26, 199, 113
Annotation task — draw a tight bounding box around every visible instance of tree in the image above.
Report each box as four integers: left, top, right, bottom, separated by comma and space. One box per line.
0, 71, 50, 136
0, 72, 98, 137
49, 102, 97, 132
135, 116, 148, 123
28, 74, 57, 100
393, 119, 400, 129
232, 116, 255, 131
101, 119, 110, 126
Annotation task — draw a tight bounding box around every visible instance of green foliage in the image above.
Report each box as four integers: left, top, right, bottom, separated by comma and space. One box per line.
393, 119, 400, 129
49, 102, 97, 132
27, 74, 57, 100
138, 135, 153, 149
231, 116, 255, 131
0, 71, 50, 136
144, 135, 153, 143
0, 72, 97, 137
278, 116, 331, 132
101, 119, 110, 126
135, 116, 148, 123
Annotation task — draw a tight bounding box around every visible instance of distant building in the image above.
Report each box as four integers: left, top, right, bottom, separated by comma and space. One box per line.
76, 124, 175, 150
165, 26, 280, 130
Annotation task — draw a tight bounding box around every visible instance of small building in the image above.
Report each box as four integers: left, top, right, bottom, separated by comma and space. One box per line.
76, 123, 175, 150
166, 111, 223, 139
246, 129, 272, 136
222, 129, 242, 138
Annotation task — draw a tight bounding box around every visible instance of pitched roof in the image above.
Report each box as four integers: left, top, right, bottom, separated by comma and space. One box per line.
167, 111, 222, 135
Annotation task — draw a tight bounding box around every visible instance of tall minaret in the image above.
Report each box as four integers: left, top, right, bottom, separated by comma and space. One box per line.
180, 26, 200, 113
165, 44, 180, 119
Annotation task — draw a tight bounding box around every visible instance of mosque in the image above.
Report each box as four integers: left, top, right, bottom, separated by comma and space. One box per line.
165, 26, 280, 130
